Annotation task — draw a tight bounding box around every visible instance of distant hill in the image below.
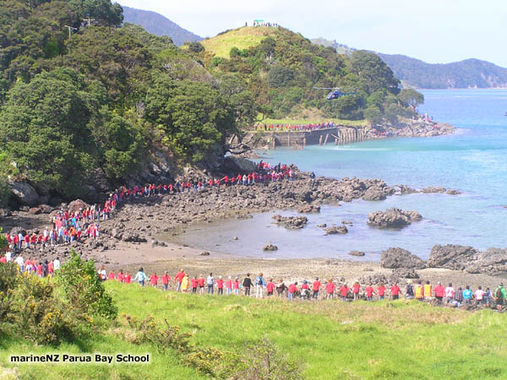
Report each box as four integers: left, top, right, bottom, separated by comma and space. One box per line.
377, 54, 507, 89
122, 6, 201, 46
312, 38, 507, 89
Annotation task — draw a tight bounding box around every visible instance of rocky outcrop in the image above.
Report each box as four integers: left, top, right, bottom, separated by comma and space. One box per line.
368, 208, 422, 228
362, 187, 387, 201
427, 245, 478, 270
8, 181, 40, 206
297, 204, 320, 213
348, 250, 365, 257
392, 268, 420, 279
380, 247, 426, 269
68, 199, 89, 214
324, 225, 348, 235
272, 215, 308, 229
446, 189, 461, 195
465, 248, 507, 276
421, 186, 446, 193
263, 243, 278, 251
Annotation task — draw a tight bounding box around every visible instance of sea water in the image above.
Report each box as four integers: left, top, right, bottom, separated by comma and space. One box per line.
176, 89, 507, 259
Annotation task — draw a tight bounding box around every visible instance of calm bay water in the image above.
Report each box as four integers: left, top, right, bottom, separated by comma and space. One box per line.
177, 89, 507, 259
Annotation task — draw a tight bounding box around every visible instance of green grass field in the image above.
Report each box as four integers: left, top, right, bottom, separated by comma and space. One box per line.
1, 282, 506, 380
201, 26, 275, 58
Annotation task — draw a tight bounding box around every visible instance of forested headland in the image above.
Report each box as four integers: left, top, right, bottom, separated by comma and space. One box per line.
0, 0, 422, 207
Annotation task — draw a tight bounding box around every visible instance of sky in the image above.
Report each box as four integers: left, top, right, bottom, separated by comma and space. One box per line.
117, 0, 507, 67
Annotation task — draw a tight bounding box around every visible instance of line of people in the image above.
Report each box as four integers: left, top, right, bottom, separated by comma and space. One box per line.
99, 268, 507, 310
256, 122, 338, 132
1, 161, 295, 256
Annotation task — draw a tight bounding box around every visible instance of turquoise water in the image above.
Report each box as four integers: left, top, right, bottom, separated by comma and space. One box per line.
178, 89, 507, 259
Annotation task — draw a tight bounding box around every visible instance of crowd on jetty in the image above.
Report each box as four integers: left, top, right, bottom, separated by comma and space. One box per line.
1, 161, 296, 255
256, 122, 340, 132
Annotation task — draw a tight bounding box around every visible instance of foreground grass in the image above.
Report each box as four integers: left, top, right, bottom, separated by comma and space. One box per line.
2, 282, 506, 379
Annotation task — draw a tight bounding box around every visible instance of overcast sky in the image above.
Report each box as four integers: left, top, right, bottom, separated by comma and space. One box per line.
117, 0, 507, 67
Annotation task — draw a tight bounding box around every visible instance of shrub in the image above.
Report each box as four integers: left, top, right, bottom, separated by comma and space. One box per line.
231, 337, 304, 380
9, 274, 72, 345
55, 251, 117, 321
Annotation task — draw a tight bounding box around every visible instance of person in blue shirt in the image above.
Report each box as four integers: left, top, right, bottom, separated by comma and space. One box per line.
463, 285, 473, 304
134, 267, 147, 286
255, 273, 266, 298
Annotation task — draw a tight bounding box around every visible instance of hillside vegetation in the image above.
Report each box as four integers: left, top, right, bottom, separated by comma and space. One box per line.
199, 26, 421, 123
1, 276, 506, 380
0, 1, 420, 207
377, 54, 507, 89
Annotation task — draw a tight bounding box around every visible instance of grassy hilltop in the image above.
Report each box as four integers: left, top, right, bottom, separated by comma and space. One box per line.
2, 280, 506, 380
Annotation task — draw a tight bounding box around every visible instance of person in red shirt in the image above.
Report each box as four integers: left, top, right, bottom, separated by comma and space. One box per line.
216, 276, 224, 295
288, 282, 298, 301
365, 285, 375, 301
225, 276, 233, 295
377, 284, 386, 300
434, 281, 445, 303
312, 277, 321, 299
36, 262, 43, 277
175, 269, 185, 292
125, 272, 132, 284
352, 281, 361, 301
108, 271, 115, 281
325, 279, 335, 299
191, 276, 198, 293
300, 281, 310, 299
0, 256, 6, 264
198, 274, 205, 294
162, 271, 171, 291
390, 282, 401, 300
117, 270, 125, 283
150, 273, 159, 287
266, 278, 276, 296
340, 284, 349, 301
233, 277, 240, 295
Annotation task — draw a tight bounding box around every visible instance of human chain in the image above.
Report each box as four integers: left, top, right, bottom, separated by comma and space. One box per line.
1, 161, 296, 255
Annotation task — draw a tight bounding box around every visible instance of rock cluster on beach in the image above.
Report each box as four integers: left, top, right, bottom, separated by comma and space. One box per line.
272, 215, 308, 229
377, 245, 507, 277
380, 247, 426, 269
323, 225, 348, 235
367, 208, 422, 229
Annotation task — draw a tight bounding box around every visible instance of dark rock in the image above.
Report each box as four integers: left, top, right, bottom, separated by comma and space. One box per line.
9, 181, 40, 206
392, 268, 419, 279
427, 245, 478, 270
200, 251, 210, 256
263, 243, 278, 251
348, 250, 365, 257
272, 214, 308, 229
368, 208, 422, 229
342, 220, 353, 225
316, 224, 327, 228
67, 199, 89, 214
297, 204, 321, 213
362, 187, 387, 201
421, 186, 446, 193
446, 189, 461, 195
380, 247, 426, 269
123, 233, 147, 243
465, 248, 507, 275
324, 225, 348, 235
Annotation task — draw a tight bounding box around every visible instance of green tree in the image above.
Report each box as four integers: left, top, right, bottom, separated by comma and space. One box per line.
350, 50, 400, 95
145, 77, 236, 163
0, 68, 98, 198
398, 88, 424, 107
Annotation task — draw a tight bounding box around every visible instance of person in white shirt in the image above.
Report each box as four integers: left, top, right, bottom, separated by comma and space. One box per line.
53, 257, 61, 271
445, 283, 455, 303
474, 286, 485, 306
15, 255, 24, 271
5, 251, 12, 262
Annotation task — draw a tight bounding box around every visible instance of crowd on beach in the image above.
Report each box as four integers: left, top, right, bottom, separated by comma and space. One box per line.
256, 122, 339, 132
1, 161, 296, 256
2, 246, 505, 311
100, 267, 506, 310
